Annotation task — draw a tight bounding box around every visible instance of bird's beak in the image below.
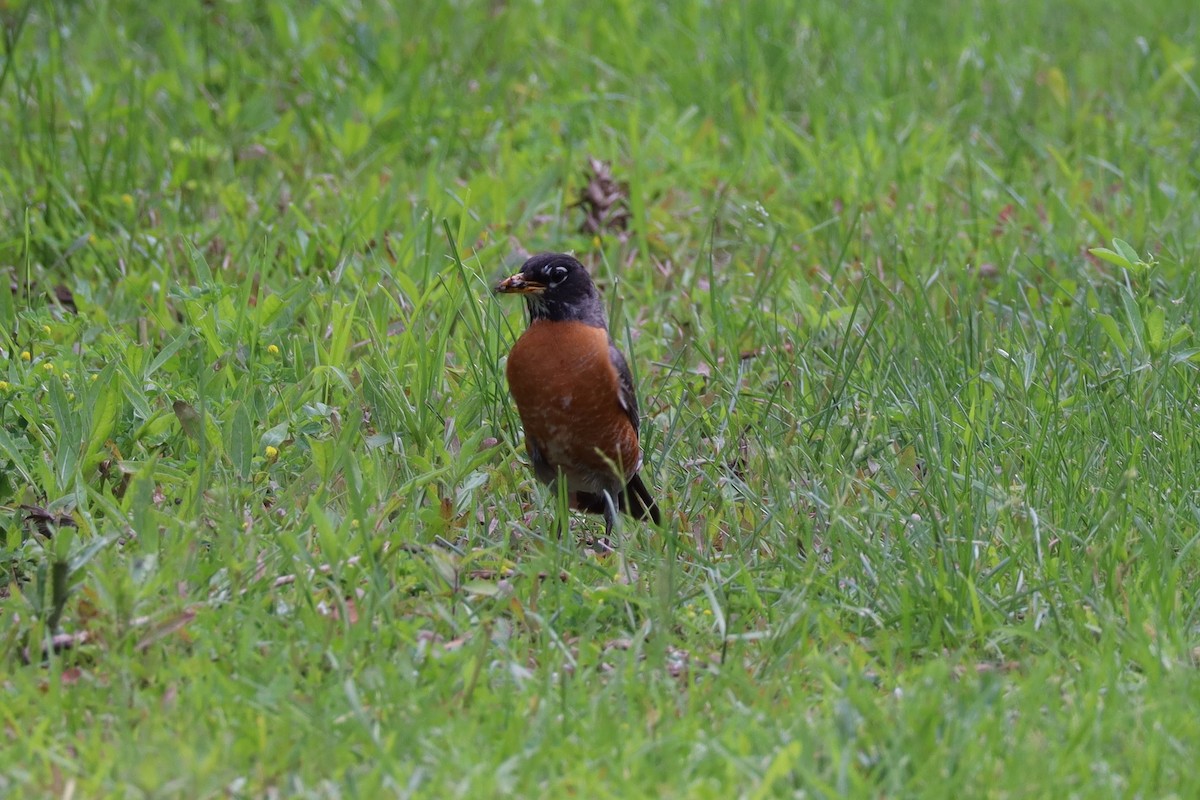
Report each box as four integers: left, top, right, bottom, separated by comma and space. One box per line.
495, 273, 546, 295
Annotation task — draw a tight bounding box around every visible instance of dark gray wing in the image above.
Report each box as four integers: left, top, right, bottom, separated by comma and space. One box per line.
608, 342, 640, 433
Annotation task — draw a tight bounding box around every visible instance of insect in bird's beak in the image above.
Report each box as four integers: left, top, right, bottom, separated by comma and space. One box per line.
495, 273, 547, 294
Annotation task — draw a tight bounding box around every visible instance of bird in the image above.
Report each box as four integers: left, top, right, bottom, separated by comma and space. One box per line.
495, 252, 661, 539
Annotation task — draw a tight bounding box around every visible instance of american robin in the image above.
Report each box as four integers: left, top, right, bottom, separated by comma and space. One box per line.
496, 252, 661, 537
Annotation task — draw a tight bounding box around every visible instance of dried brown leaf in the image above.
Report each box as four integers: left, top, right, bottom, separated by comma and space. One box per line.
134, 608, 197, 652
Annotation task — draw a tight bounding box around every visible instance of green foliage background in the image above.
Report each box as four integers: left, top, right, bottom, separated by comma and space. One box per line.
2, 1, 1199, 796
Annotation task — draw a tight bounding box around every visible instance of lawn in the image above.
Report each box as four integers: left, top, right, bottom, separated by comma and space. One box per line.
3, 0, 1200, 796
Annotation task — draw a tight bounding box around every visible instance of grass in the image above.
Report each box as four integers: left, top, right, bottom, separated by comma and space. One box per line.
2, 0, 1200, 796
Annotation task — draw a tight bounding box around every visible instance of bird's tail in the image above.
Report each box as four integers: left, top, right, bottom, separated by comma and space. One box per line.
573, 474, 662, 526
623, 474, 662, 526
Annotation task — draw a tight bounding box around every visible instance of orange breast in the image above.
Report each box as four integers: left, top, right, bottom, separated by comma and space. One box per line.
505, 320, 640, 491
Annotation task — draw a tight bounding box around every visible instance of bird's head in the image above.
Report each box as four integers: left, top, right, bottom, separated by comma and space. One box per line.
495, 253, 606, 326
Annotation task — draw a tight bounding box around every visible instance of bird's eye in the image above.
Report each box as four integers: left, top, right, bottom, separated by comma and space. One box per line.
550, 265, 569, 284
